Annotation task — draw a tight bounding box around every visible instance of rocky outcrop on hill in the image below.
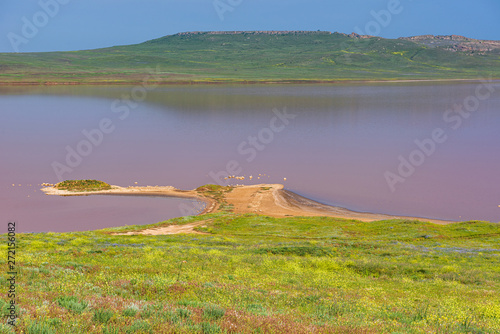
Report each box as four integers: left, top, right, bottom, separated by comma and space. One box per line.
399, 35, 500, 54
174, 31, 333, 37
343, 32, 375, 39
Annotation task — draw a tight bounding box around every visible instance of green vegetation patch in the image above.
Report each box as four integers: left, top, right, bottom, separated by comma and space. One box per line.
254, 245, 334, 257
55, 179, 111, 192
93, 308, 114, 324
196, 184, 225, 192
196, 184, 234, 212
56, 296, 88, 314
202, 304, 225, 320
26, 321, 55, 334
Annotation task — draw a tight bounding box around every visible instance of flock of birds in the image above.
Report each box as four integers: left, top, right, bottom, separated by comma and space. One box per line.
11, 183, 41, 198
223, 173, 286, 181
13, 176, 288, 190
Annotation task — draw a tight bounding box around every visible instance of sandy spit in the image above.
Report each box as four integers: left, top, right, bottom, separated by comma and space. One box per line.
41, 184, 453, 235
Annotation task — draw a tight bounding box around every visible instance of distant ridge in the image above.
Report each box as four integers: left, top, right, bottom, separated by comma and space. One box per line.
1, 30, 499, 85
169, 30, 499, 43
173, 31, 333, 36
168, 30, 375, 39
152, 31, 498, 53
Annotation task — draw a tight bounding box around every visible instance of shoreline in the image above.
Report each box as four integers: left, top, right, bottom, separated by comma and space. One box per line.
41, 184, 454, 225
1, 78, 498, 87
40, 185, 217, 215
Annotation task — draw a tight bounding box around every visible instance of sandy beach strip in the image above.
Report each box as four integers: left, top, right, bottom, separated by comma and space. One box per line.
41, 184, 453, 228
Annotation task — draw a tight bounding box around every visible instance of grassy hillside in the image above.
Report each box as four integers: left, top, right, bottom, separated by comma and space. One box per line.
1, 213, 499, 333
1, 31, 499, 84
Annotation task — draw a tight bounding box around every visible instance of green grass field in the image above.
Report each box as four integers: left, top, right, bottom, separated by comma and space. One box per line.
1, 31, 499, 84
2, 213, 499, 333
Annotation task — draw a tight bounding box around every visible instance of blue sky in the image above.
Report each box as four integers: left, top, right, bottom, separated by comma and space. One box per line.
1, 0, 499, 52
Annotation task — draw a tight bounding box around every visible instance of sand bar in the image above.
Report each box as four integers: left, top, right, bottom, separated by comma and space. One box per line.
41, 184, 453, 227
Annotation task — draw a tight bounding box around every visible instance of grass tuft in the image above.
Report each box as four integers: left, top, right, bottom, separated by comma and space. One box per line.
93, 308, 114, 324
56, 296, 87, 314
26, 322, 55, 334
202, 304, 225, 320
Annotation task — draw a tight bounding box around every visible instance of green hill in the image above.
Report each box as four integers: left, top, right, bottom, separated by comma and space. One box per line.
1, 31, 499, 84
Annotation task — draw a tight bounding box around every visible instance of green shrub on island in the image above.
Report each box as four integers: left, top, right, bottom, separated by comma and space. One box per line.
55, 179, 111, 191
196, 184, 225, 192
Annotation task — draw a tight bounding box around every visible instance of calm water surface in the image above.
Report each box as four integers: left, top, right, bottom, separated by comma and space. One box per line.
1, 83, 499, 232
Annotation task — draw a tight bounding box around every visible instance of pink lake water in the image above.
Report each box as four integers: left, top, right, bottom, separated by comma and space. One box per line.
1, 82, 499, 232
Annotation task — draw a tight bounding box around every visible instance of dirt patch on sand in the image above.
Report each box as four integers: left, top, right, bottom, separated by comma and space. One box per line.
115, 220, 211, 236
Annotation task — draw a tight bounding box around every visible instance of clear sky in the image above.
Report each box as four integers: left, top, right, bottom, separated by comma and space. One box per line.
1, 0, 499, 53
